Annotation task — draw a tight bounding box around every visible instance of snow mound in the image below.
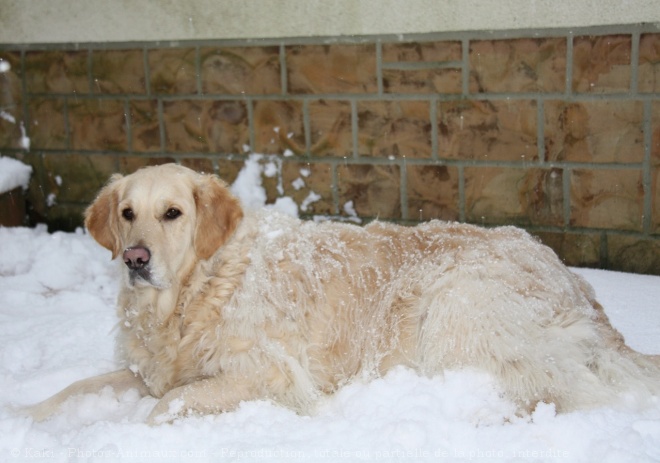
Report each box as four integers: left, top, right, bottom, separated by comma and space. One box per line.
0, 156, 32, 194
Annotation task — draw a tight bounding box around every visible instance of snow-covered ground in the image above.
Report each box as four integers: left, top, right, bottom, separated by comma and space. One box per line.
1, 156, 660, 462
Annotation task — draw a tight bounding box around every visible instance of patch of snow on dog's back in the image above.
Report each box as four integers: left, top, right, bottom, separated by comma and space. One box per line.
231, 154, 268, 211
271, 197, 298, 217
230, 154, 298, 217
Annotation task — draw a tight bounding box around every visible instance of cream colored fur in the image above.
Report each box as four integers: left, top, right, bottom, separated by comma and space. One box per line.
28, 164, 660, 424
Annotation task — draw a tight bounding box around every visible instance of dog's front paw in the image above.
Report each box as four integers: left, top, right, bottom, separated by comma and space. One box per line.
146, 396, 186, 425
20, 400, 58, 422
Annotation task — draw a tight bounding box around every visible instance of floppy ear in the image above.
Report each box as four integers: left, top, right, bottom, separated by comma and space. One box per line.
194, 175, 244, 260
84, 174, 123, 259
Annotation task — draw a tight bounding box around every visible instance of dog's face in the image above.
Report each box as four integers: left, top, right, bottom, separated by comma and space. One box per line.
84, 164, 243, 289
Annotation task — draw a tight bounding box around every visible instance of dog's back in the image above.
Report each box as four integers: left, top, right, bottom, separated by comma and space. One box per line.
28, 165, 660, 423
161, 210, 660, 413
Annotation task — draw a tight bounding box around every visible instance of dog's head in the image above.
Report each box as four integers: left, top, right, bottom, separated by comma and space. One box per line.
84, 164, 243, 288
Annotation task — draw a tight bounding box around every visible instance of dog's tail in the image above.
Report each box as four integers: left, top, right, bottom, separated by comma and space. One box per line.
414, 265, 660, 414
567, 275, 660, 410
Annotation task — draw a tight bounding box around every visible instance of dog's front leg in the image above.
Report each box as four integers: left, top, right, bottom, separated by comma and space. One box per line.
26, 369, 149, 422
147, 376, 256, 424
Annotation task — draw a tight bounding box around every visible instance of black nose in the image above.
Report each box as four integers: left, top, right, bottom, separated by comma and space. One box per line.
123, 246, 151, 270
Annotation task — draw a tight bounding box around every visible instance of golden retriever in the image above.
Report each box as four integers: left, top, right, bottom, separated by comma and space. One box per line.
28, 163, 660, 424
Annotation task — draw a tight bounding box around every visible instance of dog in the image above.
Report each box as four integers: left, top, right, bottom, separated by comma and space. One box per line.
28, 163, 660, 424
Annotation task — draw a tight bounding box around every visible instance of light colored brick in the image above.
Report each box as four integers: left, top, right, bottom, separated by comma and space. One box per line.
253, 100, 305, 155
407, 165, 459, 221
469, 38, 566, 93
638, 33, 660, 93
572, 35, 631, 93
309, 100, 353, 157
465, 166, 564, 226
286, 44, 377, 94
201, 46, 281, 95
545, 100, 644, 163
570, 169, 643, 231
438, 99, 537, 161
358, 100, 431, 158
337, 164, 401, 219
92, 49, 145, 94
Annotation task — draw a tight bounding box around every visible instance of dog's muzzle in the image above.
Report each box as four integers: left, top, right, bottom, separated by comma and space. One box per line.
123, 246, 153, 285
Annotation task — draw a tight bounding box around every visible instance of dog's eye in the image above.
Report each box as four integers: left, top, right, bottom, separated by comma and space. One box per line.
122, 208, 134, 221
164, 208, 182, 220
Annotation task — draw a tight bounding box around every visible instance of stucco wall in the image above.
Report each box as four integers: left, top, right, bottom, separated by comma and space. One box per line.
1, 0, 659, 44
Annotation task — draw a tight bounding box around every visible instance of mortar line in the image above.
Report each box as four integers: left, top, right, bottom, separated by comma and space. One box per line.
400, 159, 408, 221
279, 43, 288, 95
143, 47, 151, 98
458, 164, 466, 222
562, 167, 571, 230
565, 34, 573, 97
600, 231, 609, 269
124, 98, 132, 153
562, 32, 573, 230
86, 49, 93, 95
630, 30, 640, 95
206, 154, 648, 170
430, 97, 438, 161
351, 99, 359, 159
461, 38, 470, 96
331, 161, 340, 215
376, 40, 383, 95
194, 46, 202, 95
18, 49, 31, 146
157, 98, 166, 153
56, 95, 71, 152
70, 91, 654, 104
536, 99, 545, 163
247, 97, 255, 151
382, 61, 464, 71
209, 155, 219, 174
642, 100, 652, 233
303, 98, 311, 156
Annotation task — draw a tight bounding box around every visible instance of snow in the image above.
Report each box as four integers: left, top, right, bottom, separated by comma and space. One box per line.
300, 191, 321, 212
1, 161, 660, 462
18, 122, 30, 151
0, 156, 32, 194
292, 177, 306, 190
230, 154, 298, 217
0, 110, 16, 124
230, 155, 268, 210
343, 200, 359, 219
1, 226, 660, 462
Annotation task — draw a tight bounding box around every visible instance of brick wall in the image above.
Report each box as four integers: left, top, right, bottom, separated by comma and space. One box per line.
1, 24, 660, 274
